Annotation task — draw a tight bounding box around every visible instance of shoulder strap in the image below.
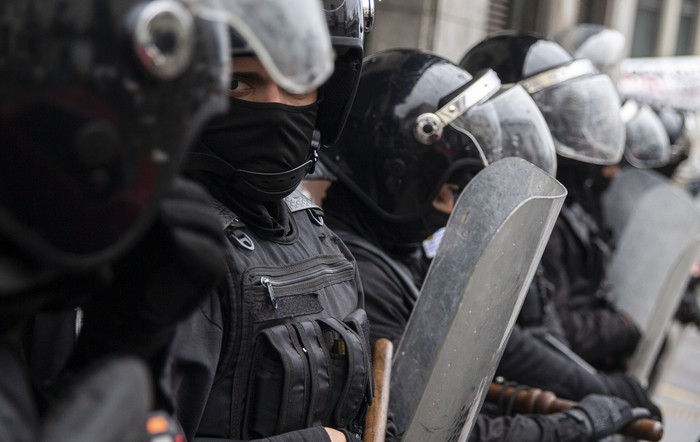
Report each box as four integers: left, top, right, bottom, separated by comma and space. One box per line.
211, 191, 320, 225
210, 198, 245, 230
284, 190, 321, 213
210, 198, 254, 250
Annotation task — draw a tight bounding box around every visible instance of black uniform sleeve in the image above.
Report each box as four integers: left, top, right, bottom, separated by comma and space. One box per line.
541, 219, 640, 368
163, 291, 224, 440
496, 325, 608, 401
558, 307, 640, 365
354, 254, 415, 347
469, 411, 589, 442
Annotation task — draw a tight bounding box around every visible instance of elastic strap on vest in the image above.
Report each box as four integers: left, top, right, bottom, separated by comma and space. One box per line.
211, 199, 255, 251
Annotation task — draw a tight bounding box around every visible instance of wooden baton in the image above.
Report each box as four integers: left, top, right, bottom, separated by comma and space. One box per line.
363, 338, 394, 442
486, 382, 663, 441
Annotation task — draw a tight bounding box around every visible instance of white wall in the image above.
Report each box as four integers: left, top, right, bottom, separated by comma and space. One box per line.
367, 0, 491, 62
432, 0, 491, 62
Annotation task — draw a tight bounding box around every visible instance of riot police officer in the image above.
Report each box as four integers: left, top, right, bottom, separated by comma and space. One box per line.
165, 1, 376, 441
0, 0, 335, 440
320, 48, 649, 442
461, 32, 662, 421
461, 31, 643, 370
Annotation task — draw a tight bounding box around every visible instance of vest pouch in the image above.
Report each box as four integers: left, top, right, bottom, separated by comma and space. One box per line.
317, 316, 371, 429
343, 309, 374, 408
294, 321, 333, 428
246, 324, 310, 438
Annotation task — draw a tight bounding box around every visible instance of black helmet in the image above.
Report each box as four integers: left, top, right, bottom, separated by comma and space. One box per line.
551, 24, 626, 80
0, 0, 335, 269
657, 107, 686, 144
323, 49, 556, 226
318, 0, 374, 146
620, 101, 671, 169
461, 31, 625, 166
656, 106, 690, 160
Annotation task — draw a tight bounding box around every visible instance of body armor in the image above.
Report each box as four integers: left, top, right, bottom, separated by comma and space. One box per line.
193, 191, 372, 439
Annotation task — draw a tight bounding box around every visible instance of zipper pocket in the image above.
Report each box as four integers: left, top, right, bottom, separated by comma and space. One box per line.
255, 258, 355, 309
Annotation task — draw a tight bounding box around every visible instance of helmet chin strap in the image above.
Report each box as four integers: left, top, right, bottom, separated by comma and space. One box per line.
307, 129, 322, 175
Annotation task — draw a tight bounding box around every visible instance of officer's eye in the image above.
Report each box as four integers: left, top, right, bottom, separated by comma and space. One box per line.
229, 79, 252, 93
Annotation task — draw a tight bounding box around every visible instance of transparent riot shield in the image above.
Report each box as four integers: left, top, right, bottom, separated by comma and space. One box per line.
389, 158, 567, 442
602, 168, 668, 243
605, 183, 700, 387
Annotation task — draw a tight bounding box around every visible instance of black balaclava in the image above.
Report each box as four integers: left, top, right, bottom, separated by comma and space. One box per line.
193, 97, 320, 241
556, 157, 611, 236
324, 181, 452, 256
200, 97, 320, 199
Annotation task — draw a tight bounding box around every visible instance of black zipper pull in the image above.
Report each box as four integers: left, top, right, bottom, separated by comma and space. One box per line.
260, 277, 278, 309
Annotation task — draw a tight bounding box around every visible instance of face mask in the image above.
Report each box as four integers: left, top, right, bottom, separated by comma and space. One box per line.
421, 206, 451, 238
414, 186, 460, 254
200, 97, 320, 200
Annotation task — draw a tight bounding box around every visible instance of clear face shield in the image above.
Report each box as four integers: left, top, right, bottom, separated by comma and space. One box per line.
414, 70, 557, 176
553, 26, 626, 82
450, 83, 557, 176
621, 101, 671, 169
520, 59, 625, 166
194, 0, 335, 94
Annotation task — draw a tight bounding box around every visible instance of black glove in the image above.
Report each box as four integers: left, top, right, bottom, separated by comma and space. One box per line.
565, 394, 650, 441
600, 372, 663, 421
593, 311, 641, 371
70, 177, 226, 365
675, 286, 700, 326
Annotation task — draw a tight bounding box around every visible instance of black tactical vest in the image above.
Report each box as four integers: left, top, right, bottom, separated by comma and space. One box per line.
195, 191, 372, 440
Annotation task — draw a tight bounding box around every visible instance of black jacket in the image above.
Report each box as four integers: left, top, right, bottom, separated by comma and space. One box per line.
541, 204, 640, 367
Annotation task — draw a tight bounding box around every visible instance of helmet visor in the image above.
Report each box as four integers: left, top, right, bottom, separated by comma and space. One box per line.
531, 73, 625, 165
196, 0, 334, 94
553, 26, 625, 79
623, 105, 671, 168
449, 84, 557, 176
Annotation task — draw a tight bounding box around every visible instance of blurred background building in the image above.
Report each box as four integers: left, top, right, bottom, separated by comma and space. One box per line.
366, 0, 700, 62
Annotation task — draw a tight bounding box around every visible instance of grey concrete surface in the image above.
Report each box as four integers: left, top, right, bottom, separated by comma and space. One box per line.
651, 323, 700, 442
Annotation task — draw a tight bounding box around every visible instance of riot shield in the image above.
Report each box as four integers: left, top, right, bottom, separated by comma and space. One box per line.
389, 157, 567, 442
605, 183, 700, 386
601, 168, 667, 242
